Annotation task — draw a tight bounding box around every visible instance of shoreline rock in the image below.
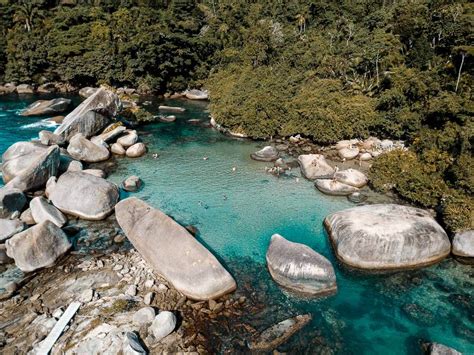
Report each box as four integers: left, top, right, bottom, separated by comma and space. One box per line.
21, 98, 71, 116
251, 146, 279, 162
298, 154, 334, 180
315, 179, 359, 196
324, 204, 451, 270
115, 197, 236, 300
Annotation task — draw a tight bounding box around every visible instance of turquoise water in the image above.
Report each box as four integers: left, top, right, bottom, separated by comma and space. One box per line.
1, 95, 473, 354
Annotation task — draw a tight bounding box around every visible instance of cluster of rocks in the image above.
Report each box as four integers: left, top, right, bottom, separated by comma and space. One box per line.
163, 89, 208, 100
0, 82, 77, 95
335, 137, 405, 161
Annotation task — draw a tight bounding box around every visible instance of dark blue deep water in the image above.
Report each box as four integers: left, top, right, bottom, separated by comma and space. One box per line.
0, 94, 472, 354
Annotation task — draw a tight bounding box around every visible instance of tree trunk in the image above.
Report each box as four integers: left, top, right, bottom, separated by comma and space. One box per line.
455, 53, 465, 93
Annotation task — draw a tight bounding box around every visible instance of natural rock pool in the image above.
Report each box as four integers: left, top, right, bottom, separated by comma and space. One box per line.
1, 95, 473, 354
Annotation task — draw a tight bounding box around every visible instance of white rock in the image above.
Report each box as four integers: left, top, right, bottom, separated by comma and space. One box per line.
117, 131, 138, 148
111, 143, 126, 155
338, 147, 359, 160
150, 311, 177, 341
30, 196, 67, 227
126, 143, 146, 158
125, 285, 137, 296
132, 307, 155, 326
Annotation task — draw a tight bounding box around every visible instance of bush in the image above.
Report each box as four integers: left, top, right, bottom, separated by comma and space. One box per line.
440, 191, 474, 233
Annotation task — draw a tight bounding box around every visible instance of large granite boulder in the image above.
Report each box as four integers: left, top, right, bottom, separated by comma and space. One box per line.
249, 314, 312, 351
16, 84, 34, 94
185, 89, 208, 100
21, 98, 71, 116
266, 234, 337, 296
54, 87, 120, 141
324, 204, 451, 270
126, 143, 146, 158
78, 87, 99, 98
115, 197, 236, 300
67, 133, 110, 163
452, 230, 473, 259
5, 145, 60, 192
2, 141, 48, 183
0, 219, 26, 242
315, 179, 359, 196
298, 154, 334, 180
91, 124, 126, 144
251, 146, 279, 162
39, 130, 66, 146
30, 196, 67, 227
0, 187, 27, 218
334, 168, 368, 188
5, 220, 71, 272
49, 172, 119, 220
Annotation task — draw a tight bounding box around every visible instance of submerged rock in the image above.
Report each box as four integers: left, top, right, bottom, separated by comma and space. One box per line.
54, 87, 120, 141
249, 314, 312, 351
149, 311, 176, 341
115, 197, 236, 300
427, 342, 462, 355
185, 89, 208, 100
49, 171, 119, 220
5, 145, 60, 192
266, 234, 337, 296
0, 187, 27, 218
324, 204, 451, 270
158, 105, 186, 113
315, 179, 359, 196
5, 220, 71, 272
334, 168, 368, 188
0, 219, 26, 242
298, 154, 334, 180
251, 146, 279, 162
452, 230, 473, 259
67, 133, 110, 163
122, 176, 142, 192
30, 196, 67, 227
21, 98, 71, 116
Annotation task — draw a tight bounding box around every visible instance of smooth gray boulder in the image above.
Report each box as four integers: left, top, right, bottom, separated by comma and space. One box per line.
2, 141, 48, 183
149, 311, 176, 341
132, 307, 156, 326
54, 87, 120, 141
185, 89, 208, 100
298, 154, 334, 180
49, 172, 119, 220
115, 197, 236, 300
5, 220, 71, 272
126, 143, 146, 158
67, 133, 110, 163
82, 169, 106, 178
338, 147, 359, 160
111, 143, 126, 155
428, 342, 462, 355
117, 130, 138, 148
334, 168, 368, 188
30, 196, 67, 227
5, 145, 60, 192
0, 219, 26, 242
0, 187, 27, 218
79, 87, 99, 98
21, 98, 71, 116
249, 314, 312, 351
16, 84, 34, 94
91, 124, 126, 144
315, 179, 359, 196
266, 234, 337, 296
324, 204, 451, 270
39, 130, 66, 146
452, 230, 473, 258
251, 146, 279, 162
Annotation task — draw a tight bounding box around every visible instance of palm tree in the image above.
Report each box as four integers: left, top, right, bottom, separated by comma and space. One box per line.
13, 1, 43, 33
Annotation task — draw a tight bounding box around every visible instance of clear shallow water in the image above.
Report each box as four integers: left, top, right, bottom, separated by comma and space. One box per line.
0, 96, 473, 354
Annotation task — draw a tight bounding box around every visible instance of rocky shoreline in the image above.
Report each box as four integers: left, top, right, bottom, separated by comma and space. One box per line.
0, 86, 471, 354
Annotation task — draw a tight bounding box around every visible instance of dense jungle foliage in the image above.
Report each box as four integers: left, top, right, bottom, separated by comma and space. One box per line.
0, 0, 472, 232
